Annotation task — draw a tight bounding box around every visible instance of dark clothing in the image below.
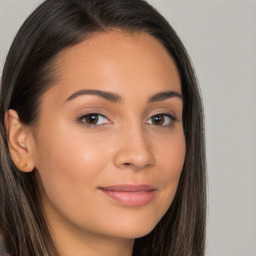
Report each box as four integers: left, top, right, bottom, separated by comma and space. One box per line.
0, 235, 8, 256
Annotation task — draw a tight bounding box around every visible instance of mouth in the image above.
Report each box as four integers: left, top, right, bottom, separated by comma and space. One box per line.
98, 184, 157, 207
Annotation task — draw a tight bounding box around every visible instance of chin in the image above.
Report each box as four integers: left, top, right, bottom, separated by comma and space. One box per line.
106, 219, 159, 240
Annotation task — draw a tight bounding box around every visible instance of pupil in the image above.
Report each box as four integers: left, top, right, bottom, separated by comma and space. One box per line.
86, 114, 98, 124
153, 115, 164, 125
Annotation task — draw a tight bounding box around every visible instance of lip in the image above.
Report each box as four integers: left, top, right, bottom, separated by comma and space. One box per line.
99, 184, 157, 206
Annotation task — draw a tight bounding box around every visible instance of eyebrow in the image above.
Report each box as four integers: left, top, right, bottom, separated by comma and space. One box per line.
64, 90, 122, 104
148, 91, 183, 103
64, 89, 183, 104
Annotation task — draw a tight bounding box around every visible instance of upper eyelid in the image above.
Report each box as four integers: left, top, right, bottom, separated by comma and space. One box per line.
78, 111, 175, 117
78, 111, 109, 120
145, 106, 177, 115
77, 110, 177, 119
76, 105, 178, 115
79, 113, 109, 121
146, 111, 177, 121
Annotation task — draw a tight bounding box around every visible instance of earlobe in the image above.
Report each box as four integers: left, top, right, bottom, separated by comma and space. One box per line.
6, 109, 35, 173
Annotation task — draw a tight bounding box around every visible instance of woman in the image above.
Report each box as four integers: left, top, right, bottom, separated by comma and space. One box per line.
0, 0, 206, 255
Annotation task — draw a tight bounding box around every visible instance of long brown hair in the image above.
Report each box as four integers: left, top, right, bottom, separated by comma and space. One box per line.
0, 0, 206, 255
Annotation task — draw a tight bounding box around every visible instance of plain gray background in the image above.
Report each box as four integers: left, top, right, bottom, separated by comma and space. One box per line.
0, 1, 255, 255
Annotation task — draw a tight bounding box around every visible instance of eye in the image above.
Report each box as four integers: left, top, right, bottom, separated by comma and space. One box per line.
79, 113, 110, 126
146, 114, 176, 126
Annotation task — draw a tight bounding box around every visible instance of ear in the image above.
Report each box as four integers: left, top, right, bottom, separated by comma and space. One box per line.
5, 109, 35, 172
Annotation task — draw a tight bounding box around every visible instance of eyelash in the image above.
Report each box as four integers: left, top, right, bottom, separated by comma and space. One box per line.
77, 113, 111, 128
77, 113, 177, 128
146, 113, 177, 127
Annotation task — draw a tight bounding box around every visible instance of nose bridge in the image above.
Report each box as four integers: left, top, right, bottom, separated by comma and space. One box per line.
114, 119, 155, 170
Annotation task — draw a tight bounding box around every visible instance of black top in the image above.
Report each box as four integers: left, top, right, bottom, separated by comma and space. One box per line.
0, 235, 8, 256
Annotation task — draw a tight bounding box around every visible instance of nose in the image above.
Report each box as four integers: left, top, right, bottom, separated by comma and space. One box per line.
113, 123, 155, 170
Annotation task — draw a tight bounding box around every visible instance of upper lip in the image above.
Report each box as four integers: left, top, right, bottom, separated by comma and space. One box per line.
99, 184, 157, 192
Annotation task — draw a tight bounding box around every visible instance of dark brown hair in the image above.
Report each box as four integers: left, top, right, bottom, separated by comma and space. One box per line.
0, 0, 206, 255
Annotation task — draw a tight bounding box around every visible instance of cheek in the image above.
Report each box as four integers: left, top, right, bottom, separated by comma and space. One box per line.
155, 130, 186, 205
157, 127, 185, 172
34, 126, 113, 210
163, 135, 185, 181
36, 125, 111, 176
33, 126, 121, 236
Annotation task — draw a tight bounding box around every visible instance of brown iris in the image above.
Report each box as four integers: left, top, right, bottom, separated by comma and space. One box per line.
85, 114, 99, 124
151, 114, 165, 125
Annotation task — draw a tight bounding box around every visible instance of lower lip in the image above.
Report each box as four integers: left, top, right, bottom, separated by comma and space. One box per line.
100, 189, 156, 206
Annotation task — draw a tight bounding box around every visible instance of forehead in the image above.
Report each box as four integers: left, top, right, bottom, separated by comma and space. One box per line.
44, 29, 181, 104
56, 29, 172, 66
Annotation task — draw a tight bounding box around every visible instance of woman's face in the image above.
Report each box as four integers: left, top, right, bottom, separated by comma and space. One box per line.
31, 30, 185, 242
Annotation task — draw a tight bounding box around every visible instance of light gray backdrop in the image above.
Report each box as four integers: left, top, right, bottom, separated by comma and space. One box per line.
0, 1, 255, 255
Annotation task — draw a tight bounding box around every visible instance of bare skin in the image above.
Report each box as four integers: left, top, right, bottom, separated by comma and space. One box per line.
6, 30, 185, 256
